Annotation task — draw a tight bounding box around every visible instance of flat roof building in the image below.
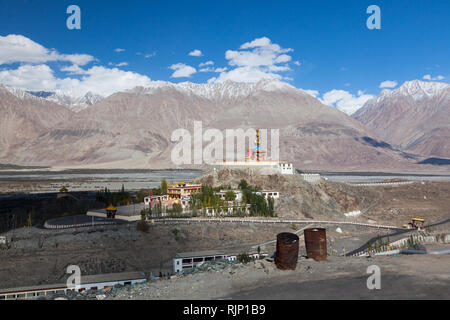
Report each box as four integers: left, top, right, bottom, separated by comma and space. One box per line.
173, 250, 268, 274
0, 271, 146, 300
255, 190, 280, 200
173, 250, 227, 273
168, 182, 202, 200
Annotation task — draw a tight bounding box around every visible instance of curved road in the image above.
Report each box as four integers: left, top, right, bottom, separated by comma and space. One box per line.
345, 217, 450, 256
150, 217, 404, 231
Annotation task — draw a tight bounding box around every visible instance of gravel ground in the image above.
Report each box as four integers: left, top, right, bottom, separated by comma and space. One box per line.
103, 253, 450, 300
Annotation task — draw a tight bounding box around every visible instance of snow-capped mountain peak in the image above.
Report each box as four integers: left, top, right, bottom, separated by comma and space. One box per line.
380, 80, 449, 101
1, 84, 45, 102
45, 91, 104, 110
128, 79, 302, 101
0, 84, 104, 111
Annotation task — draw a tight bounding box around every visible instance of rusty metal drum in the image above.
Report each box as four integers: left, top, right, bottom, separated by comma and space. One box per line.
304, 228, 327, 261
275, 232, 299, 270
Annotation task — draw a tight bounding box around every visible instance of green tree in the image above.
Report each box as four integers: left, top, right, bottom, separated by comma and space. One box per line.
225, 190, 236, 201
173, 203, 183, 214
268, 197, 275, 217
238, 179, 248, 190
161, 179, 168, 195
237, 252, 252, 264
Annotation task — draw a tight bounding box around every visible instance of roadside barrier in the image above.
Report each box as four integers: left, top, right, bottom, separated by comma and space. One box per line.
349, 181, 415, 187
44, 220, 116, 229
149, 217, 403, 230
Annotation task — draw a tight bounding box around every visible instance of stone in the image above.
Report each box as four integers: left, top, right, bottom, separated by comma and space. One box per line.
103, 286, 113, 293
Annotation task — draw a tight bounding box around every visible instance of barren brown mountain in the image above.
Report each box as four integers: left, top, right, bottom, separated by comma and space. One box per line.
354, 80, 450, 159
0, 80, 444, 170
0, 85, 73, 160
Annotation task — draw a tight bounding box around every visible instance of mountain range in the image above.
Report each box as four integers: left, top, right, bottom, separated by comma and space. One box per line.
0, 79, 448, 171
354, 80, 450, 159
25, 90, 104, 111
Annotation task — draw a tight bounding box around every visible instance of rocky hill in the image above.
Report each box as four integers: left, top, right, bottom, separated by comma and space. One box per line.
0, 79, 423, 171
195, 168, 361, 219
354, 80, 450, 158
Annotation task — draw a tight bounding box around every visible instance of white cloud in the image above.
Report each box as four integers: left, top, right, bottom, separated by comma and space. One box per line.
423, 74, 445, 81
114, 48, 125, 53
199, 66, 227, 73
107, 62, 129, 67
294, 61, 301, 66
0, 34, 94, 66
379, 80, 398, 88
199, 61, 214, 67
268, 65, 291, 72
214, 67, 227, 73
274, 54, 291, 64
144, 52, 156, 58
0, 35, 153, 97
240, 37, 272, 49
138, 52, 156, 58
0, 64, 152, 97
212, 66, 283, 83
199, 67, 214, 73
210, 37, 295, 83
169, 63, 196, 78
188, 49, 203, 57
303, 89, 319, 97
73, 66, 151, 95
0, 64, 62, 91
322, 89, 375, 115
60, 64, 88, 75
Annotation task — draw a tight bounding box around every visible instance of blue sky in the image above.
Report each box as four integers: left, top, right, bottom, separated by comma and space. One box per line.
0, 0, 448, 113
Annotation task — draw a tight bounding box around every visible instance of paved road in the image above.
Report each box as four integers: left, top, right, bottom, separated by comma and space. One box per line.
346, 217, 450, 256
224, 274, 450, 300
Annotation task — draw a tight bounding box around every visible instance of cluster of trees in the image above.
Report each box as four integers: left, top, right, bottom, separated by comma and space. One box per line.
189, 185, 249, 217
190, 185, 226, 214
136, 179, 168, 203
140, 201, 183, 218
136, 178, 276, 218
95, 184, 131, 206
239, 179, 275, 217
367, 235, 391, 253
188, 179, 275, 217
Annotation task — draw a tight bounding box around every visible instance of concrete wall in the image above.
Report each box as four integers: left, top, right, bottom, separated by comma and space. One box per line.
351, 181, 414, 187
300, 173, 321, 183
